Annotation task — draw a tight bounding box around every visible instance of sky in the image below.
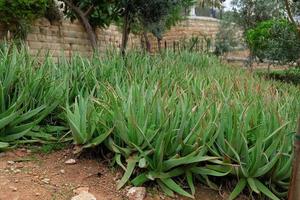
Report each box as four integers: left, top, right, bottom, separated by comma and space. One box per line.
223, 0, 233, 11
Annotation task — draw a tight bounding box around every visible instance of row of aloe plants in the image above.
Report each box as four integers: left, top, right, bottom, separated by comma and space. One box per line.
1, 44, 299, 199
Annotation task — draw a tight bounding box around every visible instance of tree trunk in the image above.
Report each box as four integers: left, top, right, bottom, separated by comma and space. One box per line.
143, 31, 151, 53
62, 0, 97, 51
157, 38, 162, 53
289, 118, 300, 200
284, 0, 297, 25
121, 12, 131, 58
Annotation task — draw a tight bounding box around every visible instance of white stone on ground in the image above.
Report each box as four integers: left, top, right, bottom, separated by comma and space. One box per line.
127, 187, 146, 200
71, 192, 96, 200
65, 159, 76, 165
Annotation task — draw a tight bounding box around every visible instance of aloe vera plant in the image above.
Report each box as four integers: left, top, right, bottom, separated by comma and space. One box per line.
66, 94, 113, 151
0, 44, 299, 199
0, 45, 64, 150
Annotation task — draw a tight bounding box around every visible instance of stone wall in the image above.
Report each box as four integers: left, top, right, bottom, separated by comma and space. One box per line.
147, 16, 220, 52
24, 19, 140, 62
0, 17, 220, 60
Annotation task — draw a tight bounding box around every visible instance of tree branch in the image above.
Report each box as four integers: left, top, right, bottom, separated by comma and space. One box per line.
61, 0, 98, 50
284, 0, 297, 25
84, 5, 95, 17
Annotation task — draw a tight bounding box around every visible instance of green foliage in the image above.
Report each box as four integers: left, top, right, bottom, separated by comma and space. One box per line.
39, 143, 67, 154
116, 0, 193, 44
214, 20, 240, 56
0, 44, 299, 199
258, 67, 300, 85
64, 0, 120, 28
246, 19, 300, 63
0, 0, 48, 38
0, 45, 66, 150
66, 94, 113, 151
45, 0, 63, 23
230, 0, 286, 30
137, 0, 194, 39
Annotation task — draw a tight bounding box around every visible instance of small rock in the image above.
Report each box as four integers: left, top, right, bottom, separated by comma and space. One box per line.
73, 187, 89, 195
15, 164, 24, 169
60, 169, 65, 174
114, 171, 122, 181
41, 178, 50, 184
14, 180, 19, 183
9, 186, 17, 192
0, 152, 6, 158
65, 159, 76, 165
13, 169, 21, 174
35, 193, 40, 196
7, 161, 15, 165
26, 149, 32, 154
71, 192, 96, 200
127, 187, 146, 200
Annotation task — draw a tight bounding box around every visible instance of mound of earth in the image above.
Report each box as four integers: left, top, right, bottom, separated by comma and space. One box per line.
0, 148, 242, 200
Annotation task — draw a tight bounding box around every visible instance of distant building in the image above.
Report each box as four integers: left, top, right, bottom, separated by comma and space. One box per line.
188, 4, 224, 19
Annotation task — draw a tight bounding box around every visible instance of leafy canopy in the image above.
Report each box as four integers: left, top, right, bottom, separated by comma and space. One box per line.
246, 19, 300, 63
0, 0, 57, 39
64, 0, 121, 28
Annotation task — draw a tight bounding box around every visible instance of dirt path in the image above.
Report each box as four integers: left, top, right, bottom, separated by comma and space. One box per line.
0, 148, 235, 200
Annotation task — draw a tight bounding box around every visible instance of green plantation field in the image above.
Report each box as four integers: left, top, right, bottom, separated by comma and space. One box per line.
0, 45, 299, 199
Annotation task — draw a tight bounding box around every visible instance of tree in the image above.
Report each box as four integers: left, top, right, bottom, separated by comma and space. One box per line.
116, 0, 194, 56
139, 0, 194, 53
140, 0, 226, 53
0, 0, 49, 39
61, 0, 120, 50
231, 0, 288, 30
284, 0, 300, 26
246, 19, 300, 70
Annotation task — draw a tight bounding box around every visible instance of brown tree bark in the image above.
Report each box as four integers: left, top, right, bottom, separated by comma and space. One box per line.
289, 118, 300, 200
143, 31, 151, 53
284, 0, 297, 25
62, 0, 98, 51
121, 12, 131, 58
157, 38, 162, 53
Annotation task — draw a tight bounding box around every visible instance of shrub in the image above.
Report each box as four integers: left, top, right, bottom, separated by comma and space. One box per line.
259, 68, 300, 85
0, 0, 48, 38
0, 44, 299, 199
246, 19, 300, 64
214, 20, 240, 56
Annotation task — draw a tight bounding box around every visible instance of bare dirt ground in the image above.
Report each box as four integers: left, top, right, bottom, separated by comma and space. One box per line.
0, 148, 238, 200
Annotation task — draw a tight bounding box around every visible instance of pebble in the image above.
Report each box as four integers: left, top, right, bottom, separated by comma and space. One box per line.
71, 192, 96, 200
7, 161, 15, 165
13, 169, 21, 174
9, 186, 17, 192
60, 169, 65, 174
41, 178, 50, 184
65, 159, 76, 165
35, 193, 41, 196
127, 187, 146, 200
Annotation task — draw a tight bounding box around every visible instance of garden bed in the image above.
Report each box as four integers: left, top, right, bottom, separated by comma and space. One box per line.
261, 68, 300, 85
0, 147, 240, 200
0, 45, 299, 199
